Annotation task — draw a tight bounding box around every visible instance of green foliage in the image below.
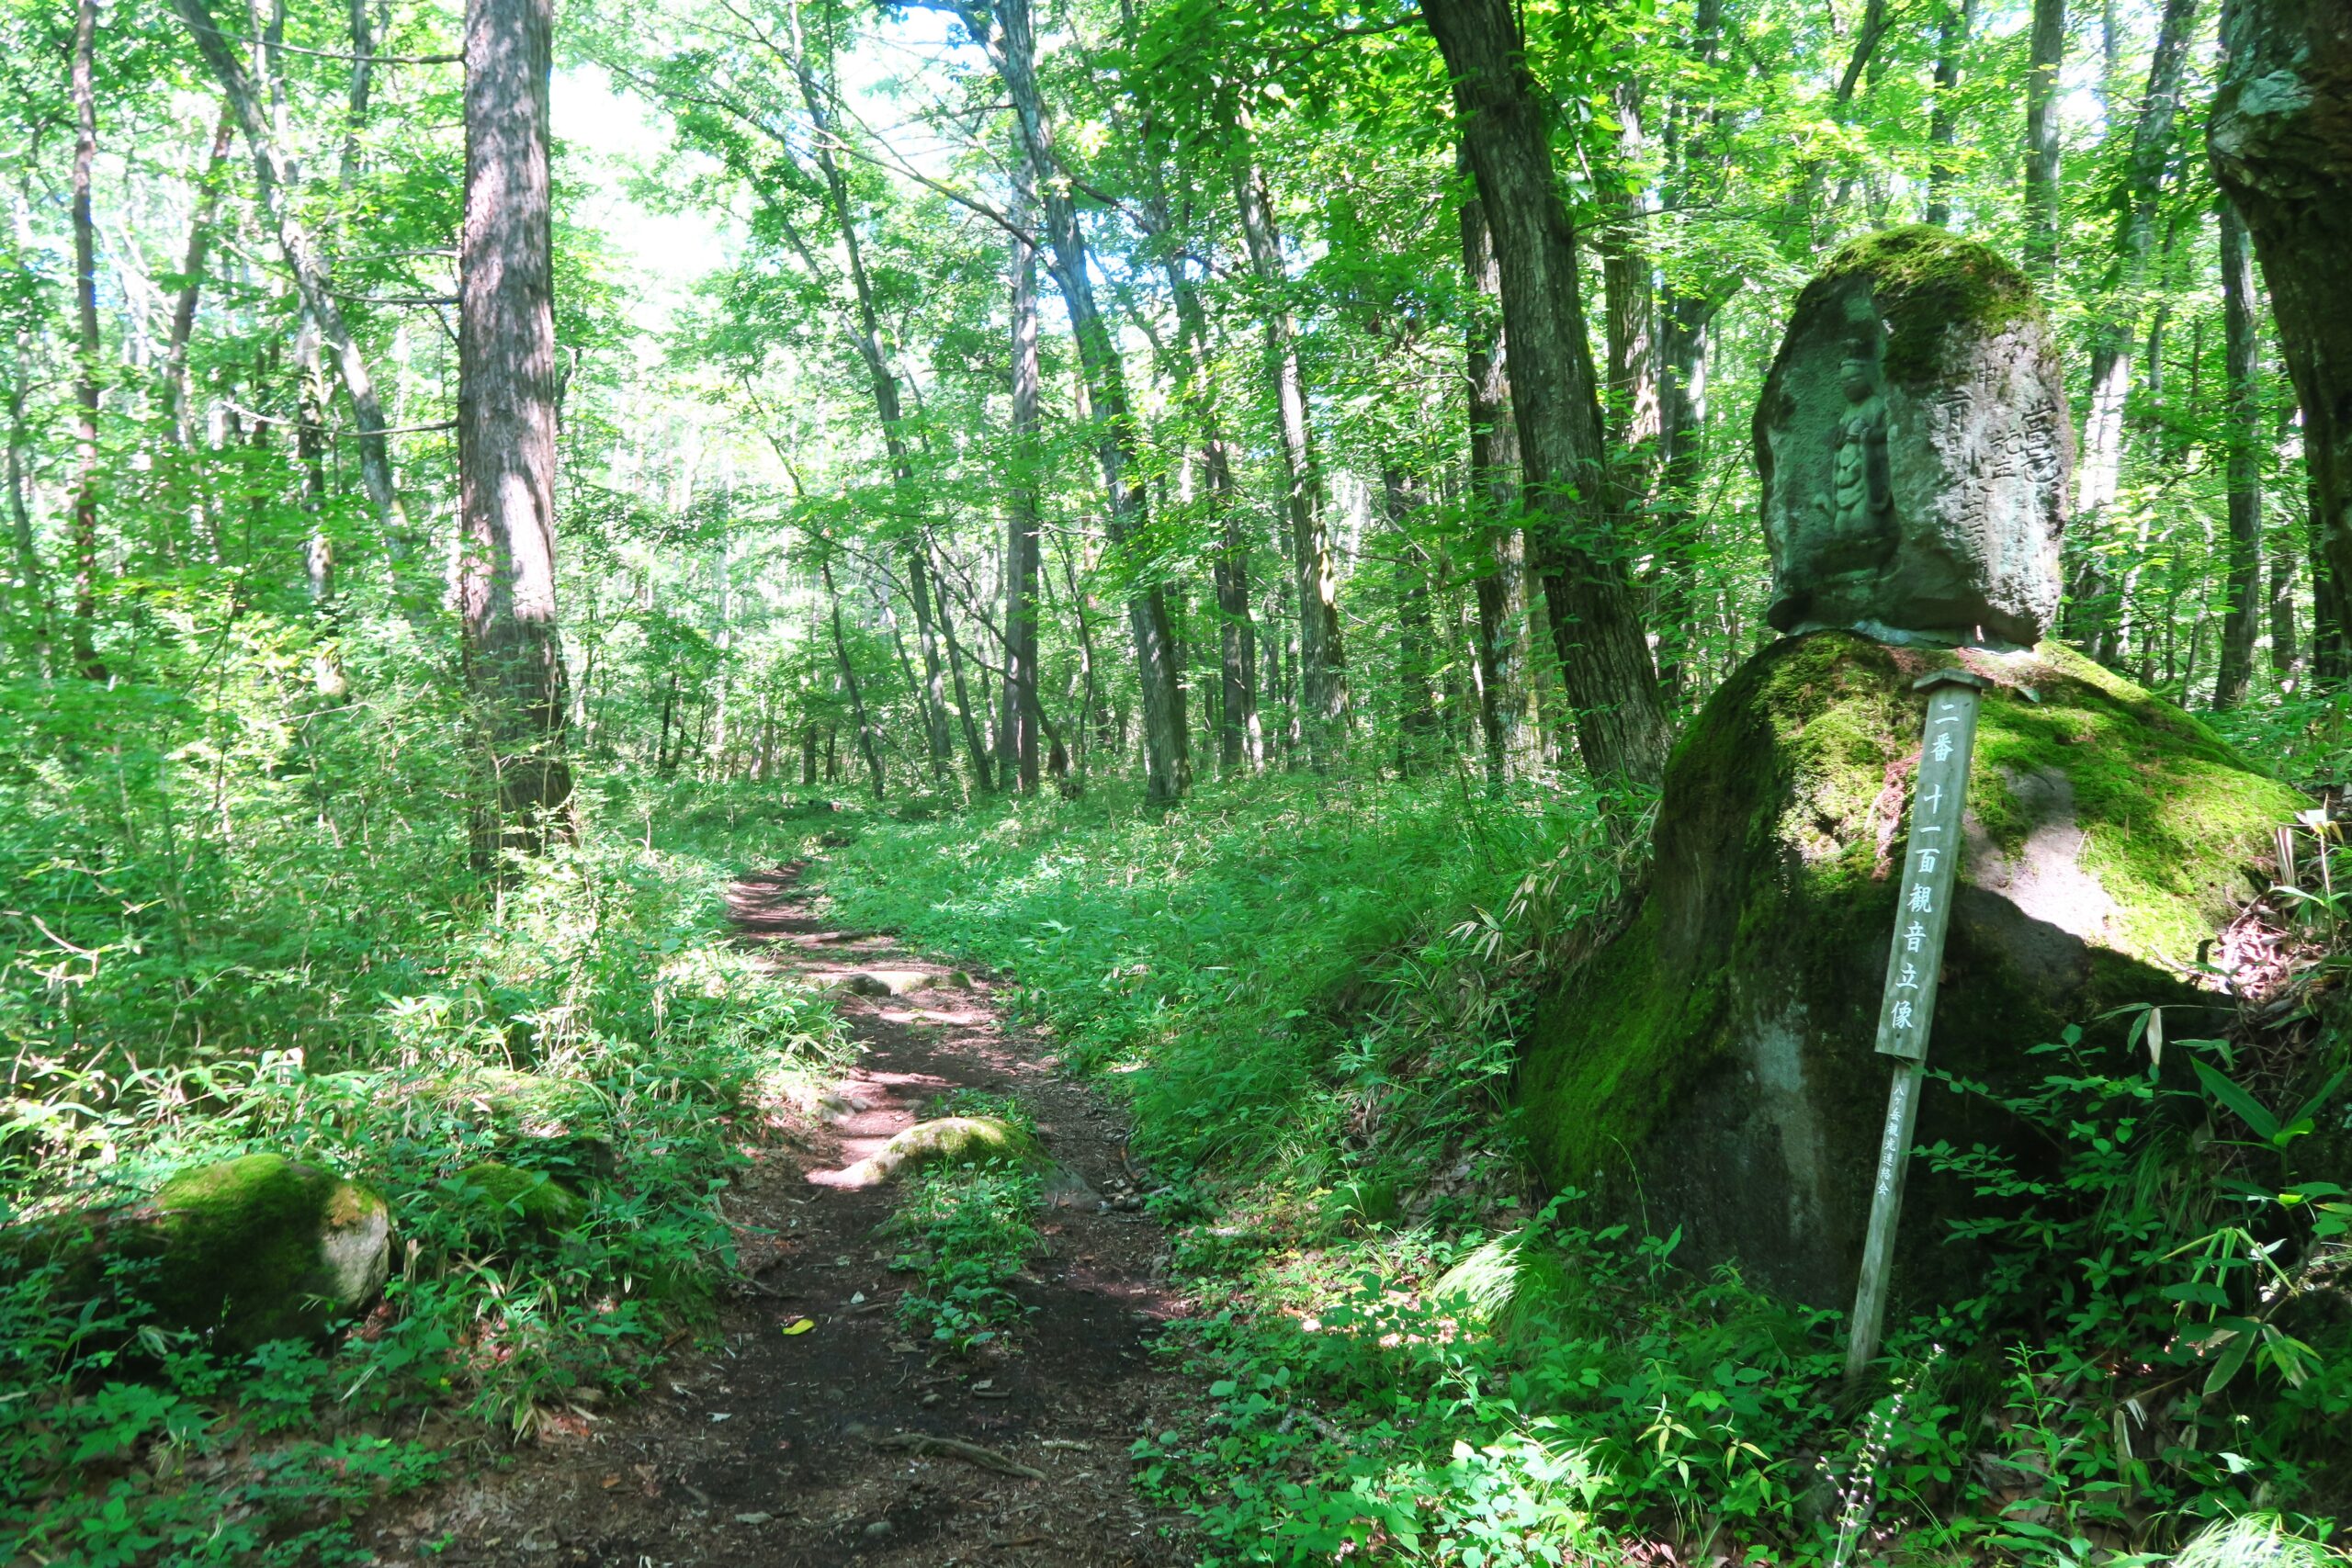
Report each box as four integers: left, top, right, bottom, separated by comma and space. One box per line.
891, 1165, 1044, 1356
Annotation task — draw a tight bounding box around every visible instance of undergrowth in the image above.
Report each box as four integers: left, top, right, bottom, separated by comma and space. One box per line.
0, 771, 854, 1563
814, 773, 2351, 1566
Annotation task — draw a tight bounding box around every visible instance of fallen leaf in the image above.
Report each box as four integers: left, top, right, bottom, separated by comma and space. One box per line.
781, 1317, 816, 1337
735, 1512, 774, 1526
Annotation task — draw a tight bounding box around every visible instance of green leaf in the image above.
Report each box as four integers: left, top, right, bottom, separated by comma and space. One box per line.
2191, 1060, 2282, 1142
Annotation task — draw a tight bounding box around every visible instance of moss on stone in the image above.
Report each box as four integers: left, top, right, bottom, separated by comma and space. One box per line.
838, 1115, 1043, 1188
1814, 225, 2043, 385
135, 1154, 390, 1347
1520, 632, 2305, 1305
456, 1161, 587, 1233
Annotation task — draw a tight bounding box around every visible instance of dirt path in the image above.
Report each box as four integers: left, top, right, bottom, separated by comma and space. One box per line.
367, 864, 1195, 1567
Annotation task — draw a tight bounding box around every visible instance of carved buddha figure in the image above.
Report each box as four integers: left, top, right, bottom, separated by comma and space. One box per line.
1819, 347, 1894, 567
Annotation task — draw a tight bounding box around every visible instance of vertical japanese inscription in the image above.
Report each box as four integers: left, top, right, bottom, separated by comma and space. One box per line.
1872, 673, 1986, 1061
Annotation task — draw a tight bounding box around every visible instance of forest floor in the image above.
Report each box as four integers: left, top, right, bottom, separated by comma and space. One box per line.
363, 863, 1197, 1568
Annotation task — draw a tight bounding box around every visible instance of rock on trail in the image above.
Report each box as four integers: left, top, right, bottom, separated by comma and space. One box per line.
365, 863, 1194, 1567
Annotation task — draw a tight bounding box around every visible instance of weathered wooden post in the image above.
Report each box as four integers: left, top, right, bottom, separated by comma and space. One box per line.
1844, 667, 1989, 1386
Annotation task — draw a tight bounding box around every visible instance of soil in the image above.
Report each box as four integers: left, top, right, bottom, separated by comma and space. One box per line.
364, 864, 1197, 1567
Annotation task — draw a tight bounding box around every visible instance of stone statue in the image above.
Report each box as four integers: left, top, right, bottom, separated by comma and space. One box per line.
1757, 226, 2070, 649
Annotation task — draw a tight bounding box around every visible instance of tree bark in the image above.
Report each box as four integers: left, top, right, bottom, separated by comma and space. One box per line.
2210, 0, 2352, 682
69, 0, 102, 678
1422, 0, 1672, 791
1461, 180, 1532, 787
819, 553, 885, 797
165, 106, 235, 446
1385, 468, 1440, 773
167, 0, 416, 568
458, 0, 571, 864
1599, 80, 1658, 455
999, 185, 1045, 793
2212, 198, 2263, 708
2022, 0, 2067, 277
967, 0, 1187, 804
1925, 0, 1975, 227
1229, 135, 1345, 768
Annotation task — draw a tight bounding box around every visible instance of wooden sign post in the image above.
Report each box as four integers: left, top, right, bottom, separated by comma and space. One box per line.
1844, 668, 1990, 1387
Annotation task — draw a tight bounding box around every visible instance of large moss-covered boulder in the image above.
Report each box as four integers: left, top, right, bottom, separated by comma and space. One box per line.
127, 1154, 391, 1347
1523, 632, 2302, 1307
454, 1161, 587, 1235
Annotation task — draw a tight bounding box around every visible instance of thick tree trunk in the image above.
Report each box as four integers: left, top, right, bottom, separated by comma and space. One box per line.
458, 0, 571, 864
69, 0, 102, 678
999, 196, 1045, 793
168, 0, 415, 568
1230, 140, 1345, 767
1461, 183, 1532, 787
1422, 0, 1671, 791
971, 0, 1186, 804
2211, 200, 2263, 708
2067, 0, 2201, 655
2022, 0, 2067, 276
2210, 0, 2352, 682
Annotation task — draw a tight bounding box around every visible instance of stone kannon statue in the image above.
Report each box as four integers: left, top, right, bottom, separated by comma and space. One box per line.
1757, 226, 2070, 649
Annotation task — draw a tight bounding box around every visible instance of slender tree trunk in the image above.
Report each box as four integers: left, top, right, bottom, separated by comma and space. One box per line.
2212, 198, 2263, 708
999, 191, 1045, 793
783, 19, 956, 776
165, 107, 235, 445
933, 546, 994, 790
458, 0, 571, 865
295, 315, 347, 698
2068, 0, 2202, 654
168, 0, 415, 569
69, 0, 102, 678
1422, 0, 1672, 791
1385, 468, 1440, 773
1461, 181, 1531, 787
819, 554, 885, 798
2211, 0, 2352, 682
1925, 0, 1975, 226
970, 0, 1186, 804
1228, 134, 1344, 767
1599, 80, 1658, 456
2022, 0, 2068, 276
7, 328, 49, 672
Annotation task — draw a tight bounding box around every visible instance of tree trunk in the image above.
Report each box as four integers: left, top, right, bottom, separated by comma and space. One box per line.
1422, 0, 1672, 792
969, 0, 1187, 804
168, 0, 415, 569
1385, 468, 1440, 773
6, 327, 47, 671
1461, 181, 1532, 788
999, 192, 1045, 793
1229, 136, 1345, 768
2022, 0, 2067, 276
295, 315, 347, 698
933, 546, 994, 790
69, 0, 102, 678
2068, 0, 2201, 655
2211, 199, 2262, 709
2210, 0, 2352, 682
1599, 80, 1658, 456
1925, 0, 1975, 226
165, 106, 235, 446
458, 0, 571, 865
817, 554, 885, 798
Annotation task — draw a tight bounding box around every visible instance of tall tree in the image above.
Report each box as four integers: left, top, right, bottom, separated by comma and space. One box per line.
998, 182, 1045, 794
2211, 198, 2262, 708
1461, 181, 1532, 787
67, 0, 100, 678
458, 0, 572, 862
2209, 0, 2352, 682
962, 0, 1188, 805
2069, 0, 2201, 656
1925, 0, 1975, 227
1421, 0, 1672, 791
2021, 0, 2067, 276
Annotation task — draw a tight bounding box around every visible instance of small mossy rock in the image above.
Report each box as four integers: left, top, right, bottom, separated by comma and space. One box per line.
837, 1116, 1041, 1188
832, 970, 931, 998
1522, 632, 2306, 1309
455, 1161, 587, 1234
130, 1154, 390, 1347
1430, 1232, 1574, 1342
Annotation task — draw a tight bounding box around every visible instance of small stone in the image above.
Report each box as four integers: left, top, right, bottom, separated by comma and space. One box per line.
862, 1519, 894, 1540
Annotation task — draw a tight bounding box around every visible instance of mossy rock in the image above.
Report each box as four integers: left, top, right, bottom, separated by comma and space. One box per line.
122, 1154, 390, 1348
1522, 632, 2305, 1308
831, 969, 932, 998
454, 1161, 587, 1235
837, 1116, 1041, 1188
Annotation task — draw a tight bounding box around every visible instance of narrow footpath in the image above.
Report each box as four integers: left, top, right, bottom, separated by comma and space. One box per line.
369, 864, 1195, 1567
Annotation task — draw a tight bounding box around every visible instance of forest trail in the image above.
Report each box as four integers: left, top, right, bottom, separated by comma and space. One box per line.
368, 864, 1194, 1568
